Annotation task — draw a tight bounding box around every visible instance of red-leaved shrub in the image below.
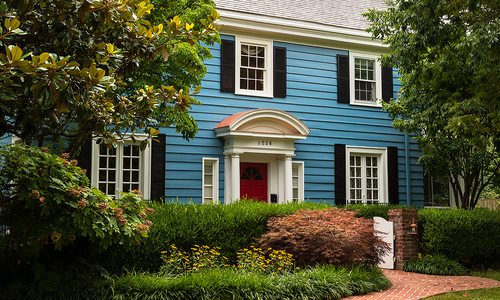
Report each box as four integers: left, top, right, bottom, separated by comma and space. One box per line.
256, 208, 388, 266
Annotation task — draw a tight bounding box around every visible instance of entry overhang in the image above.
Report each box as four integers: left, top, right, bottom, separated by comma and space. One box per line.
214, 109, 310, 140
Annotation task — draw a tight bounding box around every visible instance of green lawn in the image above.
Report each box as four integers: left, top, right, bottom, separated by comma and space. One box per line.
426, 269, 500, 300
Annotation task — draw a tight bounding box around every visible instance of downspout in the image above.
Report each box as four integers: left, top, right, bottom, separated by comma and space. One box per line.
405, 133, 411, 206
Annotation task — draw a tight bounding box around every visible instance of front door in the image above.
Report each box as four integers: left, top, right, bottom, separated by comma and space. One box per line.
240, 163, 268, 202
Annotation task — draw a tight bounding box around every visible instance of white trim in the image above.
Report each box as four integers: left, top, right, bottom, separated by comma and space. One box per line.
349, 52, 383, 107
202, 157, 219, 204
235, 36, 274, 98
91, 135, 152, 200
345, 146, 388, 204
218, 9, 386, 49
292, 161, 304, 202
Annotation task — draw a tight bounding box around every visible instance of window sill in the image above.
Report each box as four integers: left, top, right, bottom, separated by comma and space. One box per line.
235, 90, 274, 98
350, 100, 383, 108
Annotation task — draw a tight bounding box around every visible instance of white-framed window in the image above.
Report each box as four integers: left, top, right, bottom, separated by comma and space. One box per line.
349, 52, 382, 106
235, 36, 273, 98
91, 137, 151, 199
346, 147, 388, 204
202, 158, 219, 204
292, 161, 304, 202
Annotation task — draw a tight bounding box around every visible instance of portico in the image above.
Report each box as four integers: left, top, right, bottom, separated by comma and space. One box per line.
214, 109, 310, 203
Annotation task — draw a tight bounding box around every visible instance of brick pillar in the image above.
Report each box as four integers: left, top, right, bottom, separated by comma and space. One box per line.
388, 208, 419, 270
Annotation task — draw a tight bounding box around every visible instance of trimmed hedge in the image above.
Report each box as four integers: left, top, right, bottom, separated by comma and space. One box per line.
0, 266, 389, 300
96, 201, 328, 273
347, 204, 406, 220
419, 208, 500, 267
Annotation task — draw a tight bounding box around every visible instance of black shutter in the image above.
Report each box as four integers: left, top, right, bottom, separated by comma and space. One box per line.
76, 140, 92, 182
150, 134, 166, 201
337, 54, 350, 104
382, 66, 394, 102
220, 40, 235, 93
273, 46, 287, 98
388, 146, 399, 204
334, 144, 347, 205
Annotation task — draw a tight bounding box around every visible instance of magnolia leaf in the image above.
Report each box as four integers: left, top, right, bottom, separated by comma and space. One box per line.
7, 45, 23, 62
106, 43, 114, 54
39, 52, 50, 64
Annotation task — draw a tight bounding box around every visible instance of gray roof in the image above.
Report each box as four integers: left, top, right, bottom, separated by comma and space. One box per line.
214, 0, 387, 31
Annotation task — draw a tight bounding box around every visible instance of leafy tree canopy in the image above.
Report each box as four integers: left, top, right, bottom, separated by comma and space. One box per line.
366, 0, 500, 208
0, 0, 219, 153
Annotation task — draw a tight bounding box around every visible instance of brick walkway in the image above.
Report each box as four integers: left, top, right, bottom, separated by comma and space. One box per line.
344, 269, 500, 300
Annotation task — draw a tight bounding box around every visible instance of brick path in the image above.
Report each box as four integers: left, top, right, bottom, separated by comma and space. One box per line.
344, 269, 500, 299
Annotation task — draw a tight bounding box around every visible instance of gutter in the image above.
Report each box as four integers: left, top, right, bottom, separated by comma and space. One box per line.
405, 134, 411, 206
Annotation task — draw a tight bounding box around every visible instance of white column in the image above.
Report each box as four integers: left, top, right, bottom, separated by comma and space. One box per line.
224, 155, 231, 204
231, 154, 240, 202
284, 155, 293, 203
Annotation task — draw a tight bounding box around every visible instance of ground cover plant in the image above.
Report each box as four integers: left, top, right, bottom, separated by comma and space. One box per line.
257, 208, 388, 266
0, 265, 390, 300
403, 254, 466, 275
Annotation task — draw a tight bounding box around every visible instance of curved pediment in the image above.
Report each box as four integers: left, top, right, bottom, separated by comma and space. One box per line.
215, 109, 310, 138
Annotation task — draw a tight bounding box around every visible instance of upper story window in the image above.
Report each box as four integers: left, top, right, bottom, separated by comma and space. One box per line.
235, 37, 274, 98
349, 53, 382, 106
91, 137, 151, 199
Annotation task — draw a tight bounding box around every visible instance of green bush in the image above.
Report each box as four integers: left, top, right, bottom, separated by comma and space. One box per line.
0, 145, 153, 266
403, 254, 467, 275
0, 266, 389, 300
347, 204, 406, 220
97, 201, 328, 273
419, 208, 500, 267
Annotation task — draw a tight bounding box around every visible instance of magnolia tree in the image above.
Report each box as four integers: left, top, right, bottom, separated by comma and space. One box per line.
366, 0, 500, 209
0, 0, 219, 153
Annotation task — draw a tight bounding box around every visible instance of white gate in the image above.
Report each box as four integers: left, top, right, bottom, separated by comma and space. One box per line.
373, 216, 394, 269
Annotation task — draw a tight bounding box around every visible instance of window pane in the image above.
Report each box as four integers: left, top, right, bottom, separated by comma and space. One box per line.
132, 157, 139, 169
109, 157, 116, 168
123, 171, 130, 182
124, 157, 130, 168
132, 171, 139, 182
108, 170, 116, 181
241, 55, 248, 66
204, 186, 213, 197
99, 170, 107, 181
240, 79, 247, 89
107, 184, 115, 195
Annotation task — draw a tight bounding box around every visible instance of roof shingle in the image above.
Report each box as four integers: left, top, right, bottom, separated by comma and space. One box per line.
214, 0, 387, 31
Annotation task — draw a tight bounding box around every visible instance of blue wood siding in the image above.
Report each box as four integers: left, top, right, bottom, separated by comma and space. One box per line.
162, 37, 424, 206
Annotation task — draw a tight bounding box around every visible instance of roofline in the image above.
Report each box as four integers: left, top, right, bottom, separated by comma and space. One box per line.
218, 9, 386, 50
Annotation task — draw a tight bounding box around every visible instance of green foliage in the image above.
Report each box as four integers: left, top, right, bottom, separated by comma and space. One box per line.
418, 208, 500, 267
96, 201, 328, 273
366, 0, 500, 209
403, 254, 466, 275
0, 145, 154, 262
347, 204, 406, 220
0, 266, 389, 300
0, 0, 220, 153
257, 209, 388, 266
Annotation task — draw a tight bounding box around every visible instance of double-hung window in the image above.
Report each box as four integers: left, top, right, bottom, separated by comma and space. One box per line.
235, 37, 273, 97
349, 52, 382, 106
346, 147, 387, 204
91, 138, 151, 199
202, 158, 219, 204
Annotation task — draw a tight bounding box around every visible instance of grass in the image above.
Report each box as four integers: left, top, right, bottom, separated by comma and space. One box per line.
425, 287, 500, 299
0, 265, 390, 300
425, 268, 500, 300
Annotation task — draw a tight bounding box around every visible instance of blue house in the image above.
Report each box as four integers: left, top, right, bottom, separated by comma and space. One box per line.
73, 0, 425, 207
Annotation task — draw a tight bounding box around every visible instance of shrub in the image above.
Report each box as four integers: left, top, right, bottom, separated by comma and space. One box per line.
348, 204, 406, 220
256, 208, 388, 266
96, 200, 328, 273
0, 145, 153, 264
403, 254, 467, 275
419, 208, 500, 267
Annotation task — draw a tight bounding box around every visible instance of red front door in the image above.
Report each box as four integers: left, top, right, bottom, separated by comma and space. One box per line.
240, 163, 268, 202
